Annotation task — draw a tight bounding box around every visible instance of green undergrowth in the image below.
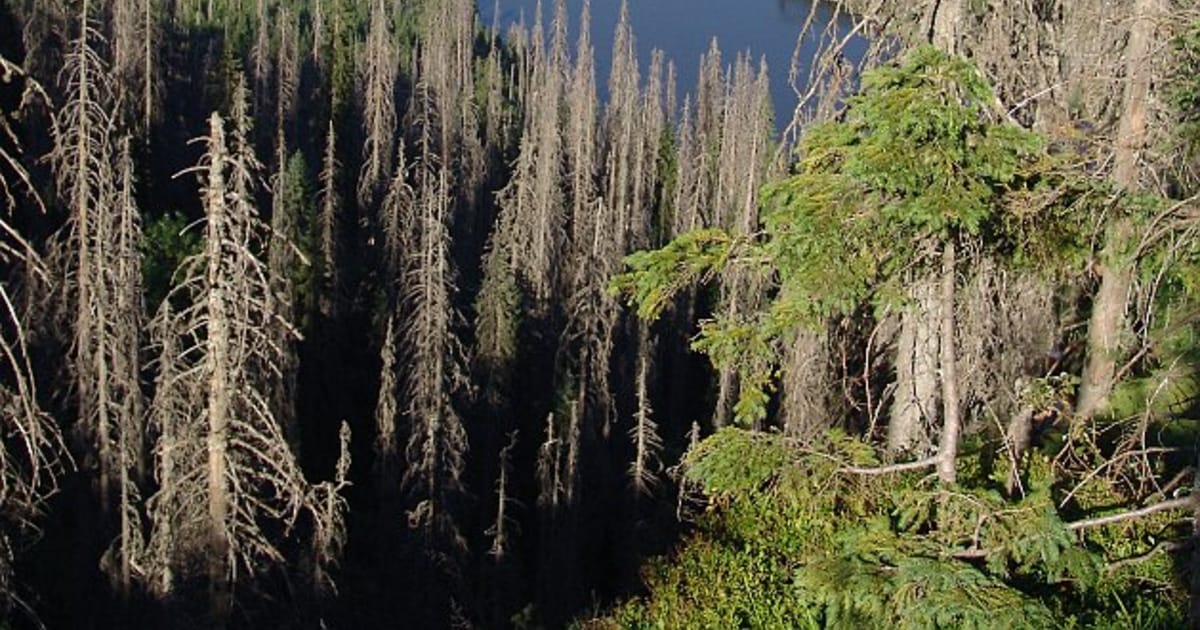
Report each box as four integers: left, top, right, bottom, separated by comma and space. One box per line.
598, 429, 1189, 629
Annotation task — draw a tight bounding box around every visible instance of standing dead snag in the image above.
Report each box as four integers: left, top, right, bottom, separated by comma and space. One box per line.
99, 137, 148, 592
487, 431, 519, 560
357, 0, 397, 209
497, 0, 567, 305
317, 121, 342, 319
50, 0, 147, 591
398, 114, 470, 551
144, 111, 349, 615
0, 54, 66, 614
628, 326, 663, 496
111, 0, 159, 130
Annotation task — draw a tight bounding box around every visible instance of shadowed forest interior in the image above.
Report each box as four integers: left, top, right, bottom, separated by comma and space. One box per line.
1, 0, 1200, 628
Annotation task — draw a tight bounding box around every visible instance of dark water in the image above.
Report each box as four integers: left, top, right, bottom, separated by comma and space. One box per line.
478, 0, 868, 129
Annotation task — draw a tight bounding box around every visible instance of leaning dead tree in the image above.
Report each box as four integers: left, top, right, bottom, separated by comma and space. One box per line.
144, 108, 349, 617
0, 54, 66, 613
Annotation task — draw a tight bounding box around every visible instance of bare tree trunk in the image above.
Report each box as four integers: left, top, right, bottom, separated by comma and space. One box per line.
889, 277, 941, 453
201, 115, 233, 620
936, 241, 961, 485
1076, 234, 1131, 418
928, 0, 964, 53
142, 0, 154, 129
1076, 0, 1164, 419
779, 327, 831, 442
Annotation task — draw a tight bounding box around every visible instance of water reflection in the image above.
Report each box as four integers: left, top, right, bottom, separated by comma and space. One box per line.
478, 0, 867, 130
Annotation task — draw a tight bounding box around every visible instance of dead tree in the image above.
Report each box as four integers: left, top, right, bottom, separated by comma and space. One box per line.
144, 109, 349, 617
396, 94, 470, 552
249, 0, 272, 118
0, 54, 66, 614
316, 121, 341, 319
97, 137, 148, 592
274, 8, 300, 144
50, 1, 148, 590
495, 1, 566, 305
628, 326, 663, 495
357, 0, 397, 209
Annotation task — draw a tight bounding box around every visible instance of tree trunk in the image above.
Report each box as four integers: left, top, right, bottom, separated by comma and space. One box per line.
779, 327, 830, 442
205, 258, 232, 624
1076, 228, 1131, 418
936, 241, 961, 485
928, 0, 964, 53
203, 117, 232, 621
1076, 0, 1163, 419
889, 277, 941, 453
1005, 397, 1035, 496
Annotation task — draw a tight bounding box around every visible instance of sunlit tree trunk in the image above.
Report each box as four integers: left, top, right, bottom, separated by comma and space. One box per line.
935, 241, 961, 484
1076, 0, 1165, 419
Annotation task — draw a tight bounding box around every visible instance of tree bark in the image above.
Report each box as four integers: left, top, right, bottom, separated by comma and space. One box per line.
1004, 399, 1034, 496
1076, 0, 1163, 419
936, 241, 961, 485
928, 0, 964, 53
889, 277, 941, 453
202, 115, 232, 622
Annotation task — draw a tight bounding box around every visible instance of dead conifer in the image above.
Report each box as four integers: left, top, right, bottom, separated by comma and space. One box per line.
357, 0, 397, 209
144, 108, 349, 615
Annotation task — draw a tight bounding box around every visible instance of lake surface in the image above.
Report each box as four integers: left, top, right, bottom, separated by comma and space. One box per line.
477, 0, 868, 131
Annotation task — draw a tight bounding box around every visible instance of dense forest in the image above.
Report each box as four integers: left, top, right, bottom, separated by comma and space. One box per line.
1, 0, 1200, 627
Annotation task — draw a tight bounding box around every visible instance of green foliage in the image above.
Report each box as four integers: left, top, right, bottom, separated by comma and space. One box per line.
796, 554, 1057, 629
142, 211, 201, 310
682, 428, 792, 497
279, 151, 318, 323
614, 46, 1093, 425
611, 228, 736, 320
603, 428, 1187, 629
